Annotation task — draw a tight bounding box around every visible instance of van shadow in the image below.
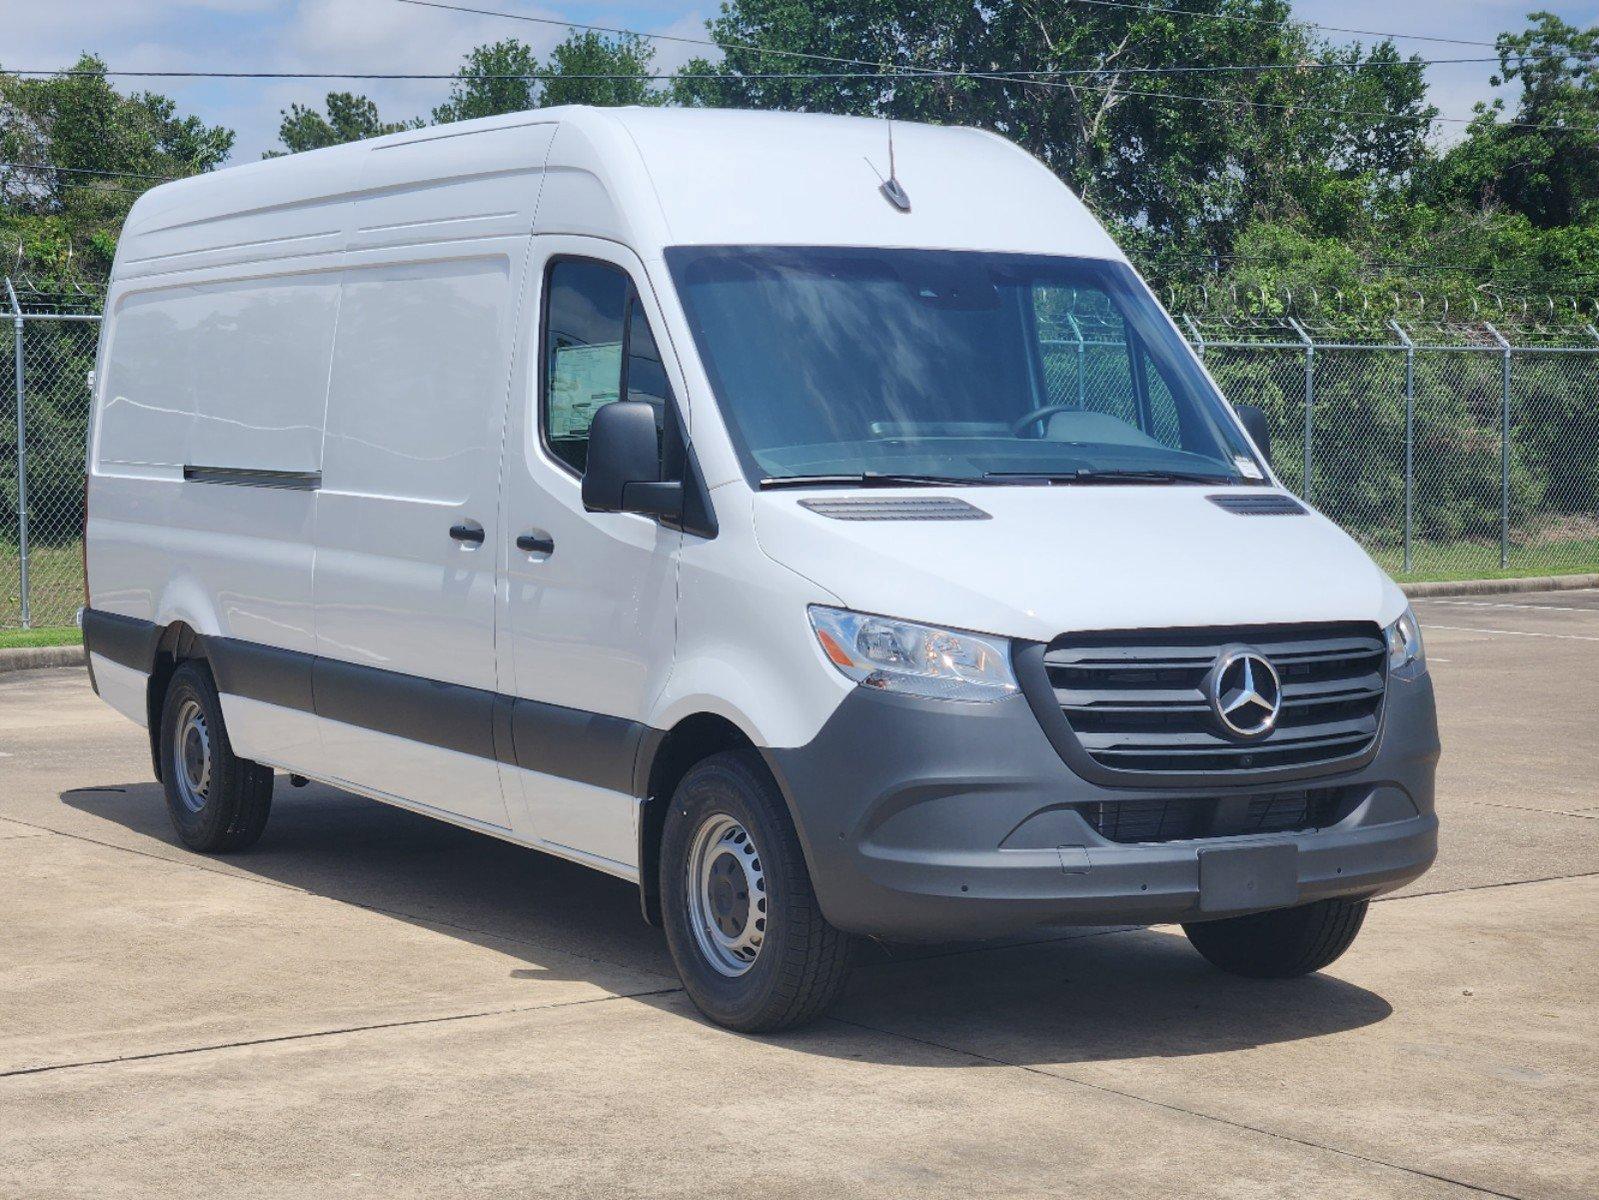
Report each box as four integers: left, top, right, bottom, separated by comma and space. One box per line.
62, 779, 1392, 1065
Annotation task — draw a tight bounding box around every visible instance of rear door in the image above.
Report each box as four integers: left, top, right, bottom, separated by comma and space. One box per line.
495, 236, 683, 871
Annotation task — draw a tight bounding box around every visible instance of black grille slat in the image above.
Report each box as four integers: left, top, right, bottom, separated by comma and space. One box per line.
1077, 715, 1378, 753
1043, 622, 1387, 776
1076, 788, 1351, 843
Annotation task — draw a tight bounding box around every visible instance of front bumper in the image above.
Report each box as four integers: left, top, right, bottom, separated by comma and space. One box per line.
764, 666, 1440, 940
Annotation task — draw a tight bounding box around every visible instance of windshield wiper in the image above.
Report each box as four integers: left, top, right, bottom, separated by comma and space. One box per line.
984, 468, 1241, 485
760, 472, 979, 489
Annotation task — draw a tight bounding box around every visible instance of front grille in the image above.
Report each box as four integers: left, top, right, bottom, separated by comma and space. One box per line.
1044, 622, 1386, 777
1075, 788, 1354, 844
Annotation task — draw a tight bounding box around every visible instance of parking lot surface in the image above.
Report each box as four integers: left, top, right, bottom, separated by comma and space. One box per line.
2, 592, 1596, 1199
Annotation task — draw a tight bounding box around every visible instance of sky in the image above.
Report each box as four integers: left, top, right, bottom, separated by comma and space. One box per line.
6, 0, 1599, 163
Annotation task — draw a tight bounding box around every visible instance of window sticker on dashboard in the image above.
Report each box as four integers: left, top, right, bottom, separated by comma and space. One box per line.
550, 341, 622, 438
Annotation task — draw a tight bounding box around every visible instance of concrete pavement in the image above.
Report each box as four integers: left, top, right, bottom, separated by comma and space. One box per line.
2, 593, 1596, 1198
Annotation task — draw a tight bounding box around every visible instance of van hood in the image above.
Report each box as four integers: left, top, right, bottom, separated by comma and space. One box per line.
752, 487, 1407, 643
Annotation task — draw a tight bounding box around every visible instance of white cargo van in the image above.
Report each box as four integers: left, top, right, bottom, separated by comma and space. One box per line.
82, 107, 1438, 1031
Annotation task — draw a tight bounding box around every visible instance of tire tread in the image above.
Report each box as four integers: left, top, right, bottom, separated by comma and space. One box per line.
661, 750, 853, 1032
159, 661, 273, 854
1183, 897, 1368, 979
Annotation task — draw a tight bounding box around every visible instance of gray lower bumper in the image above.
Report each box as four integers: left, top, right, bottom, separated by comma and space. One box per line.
764, 668, 1440, 940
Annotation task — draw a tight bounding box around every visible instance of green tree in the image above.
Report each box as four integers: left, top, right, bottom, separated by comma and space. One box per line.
669, 1, 1431, 262
542, 31, 660, 107
0, 53, 232, 278
433, 38, 540, 123
1425, 12, 1599, 227
267, 92, 419, 156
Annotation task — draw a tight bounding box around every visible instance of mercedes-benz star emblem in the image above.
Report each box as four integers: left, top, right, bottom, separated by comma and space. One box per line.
1208, 647, 1282, 740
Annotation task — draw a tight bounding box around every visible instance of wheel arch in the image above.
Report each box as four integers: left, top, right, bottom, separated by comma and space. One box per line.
634, 712, 759, 927
145, 621, 211, 781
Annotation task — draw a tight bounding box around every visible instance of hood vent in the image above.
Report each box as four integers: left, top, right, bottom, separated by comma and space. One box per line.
799, 497, 991, 522
1209, 493, 1306, 516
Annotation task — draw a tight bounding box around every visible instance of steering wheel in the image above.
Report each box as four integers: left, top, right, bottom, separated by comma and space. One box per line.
1011, 403, 1080, 438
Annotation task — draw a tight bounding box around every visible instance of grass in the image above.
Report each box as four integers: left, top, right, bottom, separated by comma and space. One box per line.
0, 625, 81, 649
2, 543, 87, 630
1373, 537, 1599, 584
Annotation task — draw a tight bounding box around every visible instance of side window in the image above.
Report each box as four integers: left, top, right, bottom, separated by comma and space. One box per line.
542, 257, 677, 476
545, 260, 627, 473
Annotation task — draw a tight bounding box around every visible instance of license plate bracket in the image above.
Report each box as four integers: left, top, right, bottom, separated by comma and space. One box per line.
1197, 843, 1299, 913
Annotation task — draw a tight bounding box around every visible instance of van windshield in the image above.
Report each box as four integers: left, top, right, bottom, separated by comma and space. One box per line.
665, 246, 1264, 487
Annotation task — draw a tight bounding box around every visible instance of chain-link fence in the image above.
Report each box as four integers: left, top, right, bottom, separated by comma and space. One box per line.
4, 288, 1599, 629
1185, 317, 1599, 581
3, 286, 100, 630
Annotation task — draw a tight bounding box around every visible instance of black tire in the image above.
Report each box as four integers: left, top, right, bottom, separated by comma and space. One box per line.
1183, 897, 1369, 979
660, 750, 854, 1032
157, 660, 274, 853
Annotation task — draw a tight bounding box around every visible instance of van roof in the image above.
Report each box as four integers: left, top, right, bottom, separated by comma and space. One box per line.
114, 106, 1124, 280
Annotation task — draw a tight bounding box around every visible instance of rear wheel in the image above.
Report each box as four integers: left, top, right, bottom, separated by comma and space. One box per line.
660, 751, 854, 1032
158, 661, 274, 853
1183, 897, 1369, 979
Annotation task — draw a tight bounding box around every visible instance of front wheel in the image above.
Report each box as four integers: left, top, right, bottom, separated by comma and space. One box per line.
1183, 897, 1369, 979
660, 751, 854, 1032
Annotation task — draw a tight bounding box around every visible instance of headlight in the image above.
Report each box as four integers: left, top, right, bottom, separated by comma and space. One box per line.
807, 606, 1018, 702
1384, 606, 1425, 671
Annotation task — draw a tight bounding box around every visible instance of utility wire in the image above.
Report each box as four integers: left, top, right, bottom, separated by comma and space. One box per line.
4, 56, 1565, 81
1066, 0, 1504, 49
395, 0, 1582, 62
0, 160, 177, 181
393, 0, 1596, 133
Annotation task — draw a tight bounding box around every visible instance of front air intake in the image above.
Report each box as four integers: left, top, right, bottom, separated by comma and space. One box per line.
798, 497, 990, 521
1208, 493, 1307, 516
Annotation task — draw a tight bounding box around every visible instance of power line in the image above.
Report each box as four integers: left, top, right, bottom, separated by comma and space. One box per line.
0, 160, 177, 181
1067, 0, 1503, 49
394, 0, 1596, 134
3, 56, 1549, 82
395, 0, 900, 73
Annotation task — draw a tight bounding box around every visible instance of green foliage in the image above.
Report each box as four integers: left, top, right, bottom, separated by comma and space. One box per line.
432, 37, 541, 124
430, 33, 663, 125
267, 92, 421, 156
672, 1, 1433, 260
0, 54, 233, 278
542, 32, 661, 108
1425, 13, 1599, 229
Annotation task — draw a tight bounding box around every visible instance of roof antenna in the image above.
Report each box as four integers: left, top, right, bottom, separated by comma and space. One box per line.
867, 121, 911, 212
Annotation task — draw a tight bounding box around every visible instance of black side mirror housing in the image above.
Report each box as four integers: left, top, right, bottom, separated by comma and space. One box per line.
582, 400, 682, 519
1234, 403, 1272, 465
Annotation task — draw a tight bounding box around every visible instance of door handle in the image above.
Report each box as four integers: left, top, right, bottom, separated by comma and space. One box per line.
449, 523, 486, 544
516, 533, 555, 556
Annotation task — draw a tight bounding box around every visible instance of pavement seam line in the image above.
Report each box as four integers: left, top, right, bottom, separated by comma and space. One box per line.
1461, 799, 1599, 821
1421, 623, 1599, 642
825, 1015, 1528, 1200
0, 815, 679, 982
0, 986, 686, 1082
1376, 869, 1599, 903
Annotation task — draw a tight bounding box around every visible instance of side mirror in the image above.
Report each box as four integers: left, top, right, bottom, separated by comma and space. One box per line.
582, 401, 682, 519
1234, 403, 1272, 465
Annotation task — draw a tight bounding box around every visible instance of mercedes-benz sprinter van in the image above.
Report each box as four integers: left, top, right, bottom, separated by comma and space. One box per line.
82, 107, 1439, 1031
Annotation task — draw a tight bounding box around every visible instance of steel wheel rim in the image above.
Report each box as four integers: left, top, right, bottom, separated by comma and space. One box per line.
172, 698, 212, 813
685, 813, 767, 977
